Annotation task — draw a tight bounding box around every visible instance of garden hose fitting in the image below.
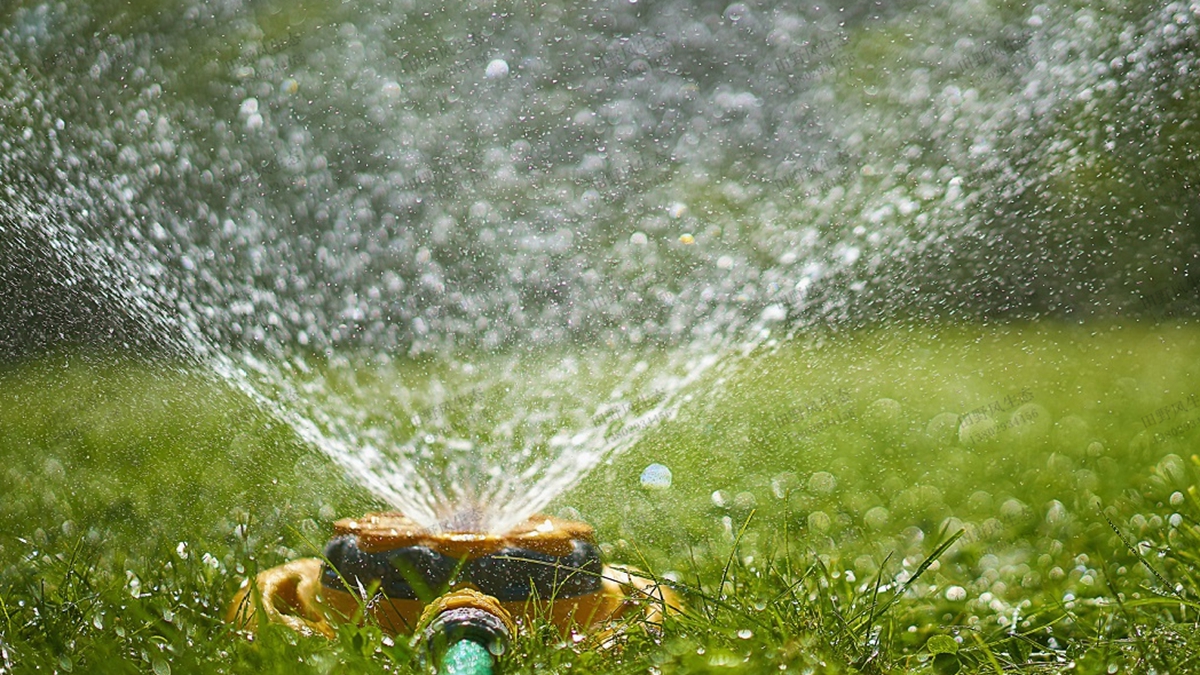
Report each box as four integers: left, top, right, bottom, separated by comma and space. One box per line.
415, 588, 515, 675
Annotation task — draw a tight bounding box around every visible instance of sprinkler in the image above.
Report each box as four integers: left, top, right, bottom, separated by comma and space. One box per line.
228, 512, 679, 670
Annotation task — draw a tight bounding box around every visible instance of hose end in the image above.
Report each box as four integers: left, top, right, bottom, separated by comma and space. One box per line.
416, 588, 515, 673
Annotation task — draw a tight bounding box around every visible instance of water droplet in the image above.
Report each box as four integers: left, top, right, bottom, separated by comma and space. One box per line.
770, 472, 798, 499
945, 586, 967, 601
807, 511, 831, 532
925, 412, 960, 442
640, 463, 672, 489
736, 628, 753, 639
485, 59, 510, 79
733, 491, 757, 510
866, 398, 901, 423
724, 4, 749, 22
959, 415, 998, 445
1000, 498, 1027, 520
864, 506, 889, 530
678, 233, 695, 245
808, 471, 837, 495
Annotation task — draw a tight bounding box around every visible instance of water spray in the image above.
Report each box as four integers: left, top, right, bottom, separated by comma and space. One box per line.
228, 512, 680, 672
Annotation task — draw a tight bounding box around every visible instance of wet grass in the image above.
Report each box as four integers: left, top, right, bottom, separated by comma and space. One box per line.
3, 321, 1200, 673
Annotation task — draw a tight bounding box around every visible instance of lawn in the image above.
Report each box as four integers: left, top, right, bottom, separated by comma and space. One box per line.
2, 321, 1200, 673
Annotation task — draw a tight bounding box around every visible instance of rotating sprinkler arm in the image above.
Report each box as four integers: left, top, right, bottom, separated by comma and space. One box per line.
415, 589, 516, 675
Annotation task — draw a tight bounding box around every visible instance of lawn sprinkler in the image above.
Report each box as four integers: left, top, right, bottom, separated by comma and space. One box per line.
228, 512, 680, 673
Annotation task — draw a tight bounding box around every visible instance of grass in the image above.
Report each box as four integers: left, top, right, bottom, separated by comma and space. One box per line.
2, 321, 1200, 673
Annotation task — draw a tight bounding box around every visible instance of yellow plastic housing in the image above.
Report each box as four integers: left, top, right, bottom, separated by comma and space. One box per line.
227, 512, 680, 639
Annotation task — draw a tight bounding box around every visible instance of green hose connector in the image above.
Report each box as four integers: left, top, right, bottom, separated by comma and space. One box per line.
440, 639, 495, 675
417, 589, 514, 675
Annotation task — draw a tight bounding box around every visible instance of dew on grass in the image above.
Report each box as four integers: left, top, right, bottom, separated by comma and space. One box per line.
1170, 491, 1185, 506
736, 628, 753, 639
946, 586, 967, 601
711, 490, 728, 508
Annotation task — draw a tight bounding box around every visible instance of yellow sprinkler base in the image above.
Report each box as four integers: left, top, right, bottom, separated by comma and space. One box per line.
227, 512, 681, 642
227, 557, 337, 638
